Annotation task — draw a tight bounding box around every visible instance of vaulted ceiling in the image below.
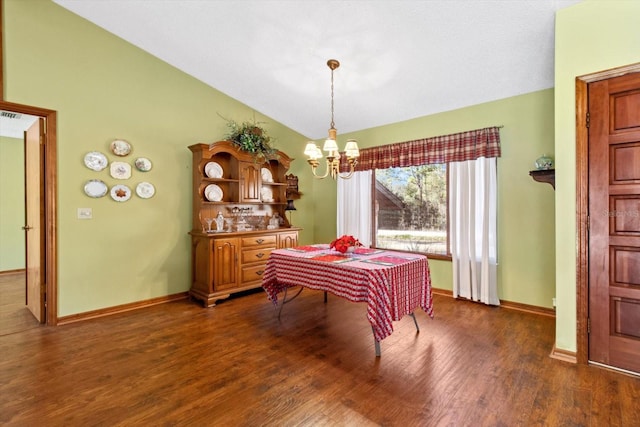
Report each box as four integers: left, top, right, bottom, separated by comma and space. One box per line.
5, 1, 583, 140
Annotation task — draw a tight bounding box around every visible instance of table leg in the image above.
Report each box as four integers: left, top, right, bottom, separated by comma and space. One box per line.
372, 327, 381, 357
277, 286, 304, 319
410, 312, 420, 332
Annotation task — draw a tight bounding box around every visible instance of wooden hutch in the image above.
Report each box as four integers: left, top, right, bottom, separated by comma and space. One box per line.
188, 141, 301, 307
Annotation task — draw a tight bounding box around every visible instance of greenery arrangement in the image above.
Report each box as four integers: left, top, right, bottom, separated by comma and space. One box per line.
223, 117, 277, 162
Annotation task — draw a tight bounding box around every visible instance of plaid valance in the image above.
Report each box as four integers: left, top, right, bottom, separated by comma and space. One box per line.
346, 126, 501, 171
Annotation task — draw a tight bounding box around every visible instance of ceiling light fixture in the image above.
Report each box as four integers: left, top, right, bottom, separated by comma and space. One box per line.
304, 59, 360, 180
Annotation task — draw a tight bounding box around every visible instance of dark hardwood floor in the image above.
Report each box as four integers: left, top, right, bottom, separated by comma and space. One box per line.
0, 288, 638, 426
0, 271, 40, 336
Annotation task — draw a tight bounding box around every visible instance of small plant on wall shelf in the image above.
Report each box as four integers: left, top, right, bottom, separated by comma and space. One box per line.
222, 117, 277, 162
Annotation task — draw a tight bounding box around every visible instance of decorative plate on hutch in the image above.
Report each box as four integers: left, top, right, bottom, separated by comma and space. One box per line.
261, 167, 273, 183
205, 184, 223, 201
260, 186, 273, 202
205, 162, 223, 178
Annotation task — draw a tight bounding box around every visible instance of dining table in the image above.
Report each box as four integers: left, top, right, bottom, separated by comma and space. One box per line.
261, 244, 433, 356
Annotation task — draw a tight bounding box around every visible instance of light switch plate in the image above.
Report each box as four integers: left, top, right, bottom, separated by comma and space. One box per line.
77, 208, 92, 219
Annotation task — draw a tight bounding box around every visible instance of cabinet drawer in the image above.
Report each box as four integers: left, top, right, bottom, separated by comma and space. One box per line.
241, 247, 274, 264
242, 235, 277, 247
241, 263, 268, 283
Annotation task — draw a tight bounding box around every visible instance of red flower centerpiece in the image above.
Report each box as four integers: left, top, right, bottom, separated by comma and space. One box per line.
330, 235, 363, 254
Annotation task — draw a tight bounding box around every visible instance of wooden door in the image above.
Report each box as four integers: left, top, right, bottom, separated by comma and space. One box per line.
277, 231, 298, 249
213, 238, 239, 291
588, 72, 640, 373
239, 162, 261, 202
24, 118, 46, 322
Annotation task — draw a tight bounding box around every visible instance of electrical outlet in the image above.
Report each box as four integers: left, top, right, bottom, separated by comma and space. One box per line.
77, 208, 92, 219
552, 297, 556, 307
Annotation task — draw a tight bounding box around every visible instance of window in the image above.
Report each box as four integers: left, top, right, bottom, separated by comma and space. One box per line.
337, 126, 500, 260
373, 164, 450, 259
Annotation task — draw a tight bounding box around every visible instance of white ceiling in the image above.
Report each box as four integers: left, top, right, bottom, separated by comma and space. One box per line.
6, 1, 582, 140
0, 111, 38, 139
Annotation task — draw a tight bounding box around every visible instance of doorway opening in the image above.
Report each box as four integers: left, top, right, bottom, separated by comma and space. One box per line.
0, 100, 58, 328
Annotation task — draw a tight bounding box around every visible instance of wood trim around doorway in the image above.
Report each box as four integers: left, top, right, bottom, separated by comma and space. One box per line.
575, 62, 640, 365
0, 100, 58, 326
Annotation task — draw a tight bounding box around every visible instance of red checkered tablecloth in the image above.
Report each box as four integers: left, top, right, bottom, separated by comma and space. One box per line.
261, 244, 433, 342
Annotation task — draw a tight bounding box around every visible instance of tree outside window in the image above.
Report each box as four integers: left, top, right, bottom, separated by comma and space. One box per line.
373, 164, 450, 258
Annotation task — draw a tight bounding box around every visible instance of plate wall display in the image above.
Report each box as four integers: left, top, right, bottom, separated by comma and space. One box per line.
84, 151, 108, 171
110, 161, 132, 179
83, 179, 108, 198
260, 186, 273, 202
205, 161, 223, 178
204, 184, 223, 201
134, 157, 152, 172
110, 184, 131, 202
110, 139, 132, 157
136, 182, 155, 199
261, 167, 273, 182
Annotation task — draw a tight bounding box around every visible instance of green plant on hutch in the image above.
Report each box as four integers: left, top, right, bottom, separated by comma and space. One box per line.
222, 117, 277, 163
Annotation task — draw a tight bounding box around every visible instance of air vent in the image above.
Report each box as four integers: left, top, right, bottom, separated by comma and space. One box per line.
0, 111, 22, 119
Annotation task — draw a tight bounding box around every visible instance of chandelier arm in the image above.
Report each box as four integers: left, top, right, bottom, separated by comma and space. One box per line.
311, 161, 331, 179
337, 162, 357, 179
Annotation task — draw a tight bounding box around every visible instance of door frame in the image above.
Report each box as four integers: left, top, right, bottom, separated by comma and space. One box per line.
575, 62, 640, 365
0, 100, 58, 326
1, 0, 57, 325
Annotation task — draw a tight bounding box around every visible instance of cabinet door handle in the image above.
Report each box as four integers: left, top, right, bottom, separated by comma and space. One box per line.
256, 238, 264, 244
256, 253, 264, 258
256, 270, 264, 276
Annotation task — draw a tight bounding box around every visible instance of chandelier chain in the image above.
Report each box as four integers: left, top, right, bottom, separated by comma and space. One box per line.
330, 66, 335, 129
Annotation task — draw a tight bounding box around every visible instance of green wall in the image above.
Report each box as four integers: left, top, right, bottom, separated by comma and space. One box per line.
5, 0, 561, 317
0, 136, 25, 271
554, 0, 640, 352
4, 0, 312, 316
311, 90, 557, 307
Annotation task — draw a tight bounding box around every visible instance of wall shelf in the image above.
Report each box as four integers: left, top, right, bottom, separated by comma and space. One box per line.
529, 169, 555, 189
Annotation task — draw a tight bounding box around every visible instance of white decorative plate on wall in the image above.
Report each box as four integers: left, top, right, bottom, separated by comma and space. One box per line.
84, 151, 108, 171
205, 184, 223, 201
110, 139, 132, 157
83, 179, 108, 198
136, 182, 155, 199
110, 184, 131, 202
134, 157, 152, 172
110, 161, 132, 179
205, 161, 223, 178
261, 167, 273, 182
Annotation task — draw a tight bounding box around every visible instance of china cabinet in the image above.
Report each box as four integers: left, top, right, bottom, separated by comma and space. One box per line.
188, 141, 301, 307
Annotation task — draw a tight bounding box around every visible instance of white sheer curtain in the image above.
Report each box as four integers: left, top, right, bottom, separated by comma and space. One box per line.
449, 157, 499, 305
337, 170, 373, 247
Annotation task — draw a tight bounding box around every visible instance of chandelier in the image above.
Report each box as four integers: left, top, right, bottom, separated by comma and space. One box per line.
304, 59, 360, 180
